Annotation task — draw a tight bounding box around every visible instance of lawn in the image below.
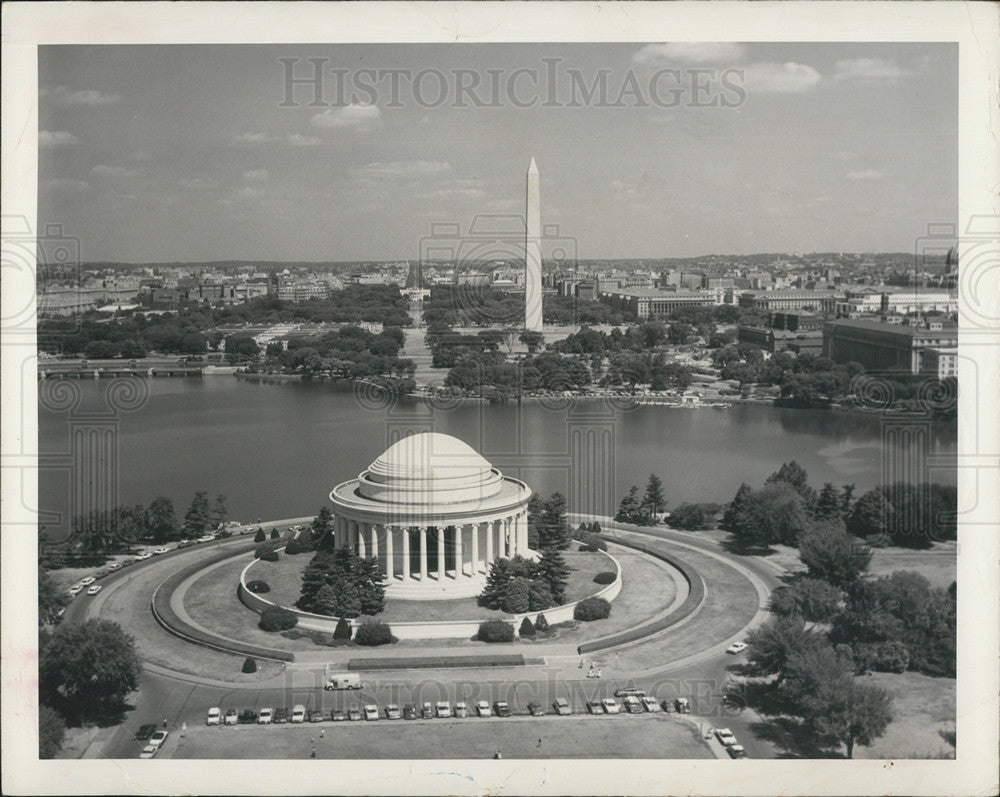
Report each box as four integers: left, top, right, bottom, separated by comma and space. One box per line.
853, 671, 955, 759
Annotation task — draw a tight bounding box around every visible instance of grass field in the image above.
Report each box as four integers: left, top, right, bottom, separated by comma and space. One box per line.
853, 671, 955, 760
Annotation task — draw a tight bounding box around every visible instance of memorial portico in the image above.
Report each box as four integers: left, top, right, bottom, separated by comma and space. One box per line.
330, 433, 533, 598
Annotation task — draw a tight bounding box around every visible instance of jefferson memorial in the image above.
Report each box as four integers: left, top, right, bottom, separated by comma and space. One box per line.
330, 433, 533, 598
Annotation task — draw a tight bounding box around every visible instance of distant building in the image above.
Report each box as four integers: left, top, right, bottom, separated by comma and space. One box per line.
921, 347, 958, 378
575, 281, 598, 302
769, 311, 823, 332
455, 273, 491, 287
680, 272, 704, 291
603, 289, 721, 320
703, 276, 735, 290
822, 318, 958, 374
836, 289, 957, 317
739, 290, 839, 313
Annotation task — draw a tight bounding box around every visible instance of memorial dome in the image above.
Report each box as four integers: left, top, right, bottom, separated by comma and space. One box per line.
356, 432, 504, 505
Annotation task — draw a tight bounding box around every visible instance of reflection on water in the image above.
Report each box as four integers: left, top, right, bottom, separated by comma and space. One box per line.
37, 378, 957, 538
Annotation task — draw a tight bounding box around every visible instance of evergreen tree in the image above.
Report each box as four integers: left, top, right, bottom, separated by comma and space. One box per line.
615, 485, 642, 524
641, 473, 667, 520
501, 576, 531, 614
847, 489, 893, 538
536, 545, 570, 604
146, 497, 178, 544
211, 494, 228, 529
723, 482, 752, 531
815, 483, 841, 519
527, 580, 553, 611
840, 483, 857, 519
312, 583, 339, 616
479, 559, 516, 609
538, 493, 571, 549
526, 493, 545, 548
519, 616, 536, 637
356, 555, 387, 616
534, 613, 550, 632
333, 617, 352, 640
311, 506, 335, 550
183, 491, 212, 537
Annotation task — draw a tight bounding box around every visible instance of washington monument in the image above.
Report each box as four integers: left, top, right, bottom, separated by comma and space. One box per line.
524, 157, 543, 332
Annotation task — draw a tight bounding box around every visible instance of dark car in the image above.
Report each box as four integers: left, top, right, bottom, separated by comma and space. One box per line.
674, 698, 691, 714
587, 701, 604, 715
331, 709, 347, 722
421, 703, 435, 719
347, 708, 362, 721
134, 724, 158, 741
623, 696, 644, 714
273, 707, 289, 724
527, 702, 545, 717
493, 701, 511, 717
727, 744, 748, 759
402, 704, 418, 720
308, 710, 326, 723
94, 569, 110, 580
238, 709, 258, 724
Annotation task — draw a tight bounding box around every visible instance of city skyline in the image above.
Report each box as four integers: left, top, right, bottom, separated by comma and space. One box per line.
38, 42, 957, 264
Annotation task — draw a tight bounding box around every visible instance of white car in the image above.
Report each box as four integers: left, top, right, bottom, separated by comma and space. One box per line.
206, 707, 221, 725
715, 728, 738, 746
435, 701, 452, 718
152, 547, 170, 555
197, 535, 215, 543
138, 744, 158, 759
68, 584, 83, 596
363, 704, 379, 721
475, 699, 491, 717
135, 552, 153, 561
86, 585, 102, 596
641, 696, 661, 712
258, 707, 273, 724
107, 562, 121, 571
601, 698, 620, 714
291, 705, 306, 723
79, 576, 96, 586
726, 641, 748, 655
148, 730, 169, 748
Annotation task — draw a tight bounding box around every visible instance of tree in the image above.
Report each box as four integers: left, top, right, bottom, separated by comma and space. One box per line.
479, 558, 517, 610
641, 474, 666, 519
765, 461, 816, 507
815, 483, 841, 520
536, 546, 570, 604
668, 322, 693, 345
311, 506, 335, 550
39, 619, 141, 721
254, 528, 267, 543
668, 503, 719, 530
518, 330, 544, 353
840, 483, 856, 519
798, 522, 872, 588
744, 614, 823, 682
615, 485, 643, 524
333, 616, 352, 640
146, 497, 178, 543
38, 567, 70, 626
768, 578, 843, 623
729, 483, 808, 548
501, 576, 532, 614
519, 616, 536, 637
211, 494, 228, 529
183, 491, 212, 537
813, 681, 895, 759
537, 493, 571, 549
534, 613, 549, 632
847, 489, 893, 538
722, 482, 752, 531
39, 704, 66, 759
270, 528, 280, 540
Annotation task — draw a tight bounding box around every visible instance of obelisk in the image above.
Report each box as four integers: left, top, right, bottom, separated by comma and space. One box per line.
524, 157, 543, 332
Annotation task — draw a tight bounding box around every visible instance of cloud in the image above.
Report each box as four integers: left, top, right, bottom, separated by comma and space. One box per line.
235, 132, 274, 144
743, 62, 822, 93
355, 161, 451, 180
243, 169, 269, 181
846, 170, 883, 181
43, 86, 122, 106
833, 58, 912, 81
90, 165, 141, 178
39, 130, 80, 148
288, 133, 322, 146
43, 178, 91, 193
632, 43, 746, 65
311, 103, 381, 130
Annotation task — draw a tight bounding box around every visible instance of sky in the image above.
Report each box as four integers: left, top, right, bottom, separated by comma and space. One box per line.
38, 42, 957, 263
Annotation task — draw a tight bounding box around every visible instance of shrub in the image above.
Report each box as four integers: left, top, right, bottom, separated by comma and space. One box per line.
579, 532, 607, 552
242, 657, 257, 673
534, 613, 549, 632
500, 576, 531, 614
854, 641, 910, 674
259, 606, 298, 632
254, 529, 266, 543
333, 617, 353, 640
519, 617, 536, 637
270, 528, 280, 540
354, 620, 394, 647
246, 580, 270, 594
257, 549, 279, 562
477, 619, 515, 643
574, 596, 611, 622
593, 571, 617, 585
866, 533, 892, 548
285, 538, 301, 555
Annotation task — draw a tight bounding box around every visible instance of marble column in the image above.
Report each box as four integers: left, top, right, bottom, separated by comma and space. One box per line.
503, 517, 512, 557
402, 527, 411, 580
437, 527, 445, 580
517, 513, 529, 553
485, 519, 494, 565
454, 525, 464, 577
419, 527, 428, 580
370, 524, 379, 563
385, 525, 394, 578
357, 521, 367, 557
471, 523, 479, 574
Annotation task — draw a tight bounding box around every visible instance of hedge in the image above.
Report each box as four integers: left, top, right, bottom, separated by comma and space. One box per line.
593, 571, 617, 585
242, 657, 257, 673
477, 619, 515, 643
354, 620, 394, 647
334, 617, 353, 640
574, 596, 612, 621
259, 606, 298, 632
254, 529, 266, 543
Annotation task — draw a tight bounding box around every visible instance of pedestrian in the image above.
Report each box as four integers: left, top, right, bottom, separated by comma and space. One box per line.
537, 738, 542, 748
162, 717, 167, 728
320, 729, 325, 738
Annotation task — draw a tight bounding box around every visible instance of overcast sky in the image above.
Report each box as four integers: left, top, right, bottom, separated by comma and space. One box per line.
38, 43, 956, 263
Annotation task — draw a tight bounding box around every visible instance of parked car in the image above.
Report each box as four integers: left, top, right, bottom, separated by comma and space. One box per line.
135, 723, 158, 741
435, 701, 451, 719
727, 744, 748, 759
402, 704, 417, 720
587, 701, 604, 715
614, 687, 647, 698
421, 702, 434, 719
148, 730, 169, 748
601, 698, 620, 714
79, 576, 96, 586
274, 707, 289, 724
197, 535, 215, 543
330, 709, 347, 722
68, 584, 83, 596
86, 585, 102, 596
107, 562, 122, 571
715, 728, 738, 746
152, 547, 170, 555
224, 709, 238, 725
493, 701, 511, 717
384, 704, 402, 720
641, 697, 660, 712
363, 704, 379, 721
308, 710, 326, 723
291, 705, 306, 723
138, 744, 158, 759
726, 641, 748, 655
454, 701, 468, 718
527, 702, 545, 717
553, 698, 572, 716
238, 709, 258, 725
206, 708, 221, 726
674, 698, 691, 714
94, 569, 110, 580
476, 700, 491, 717
623, 696, 643, 714
135, 552, 153, 561
347, 708, 362, 721
258, 708, 273, 724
